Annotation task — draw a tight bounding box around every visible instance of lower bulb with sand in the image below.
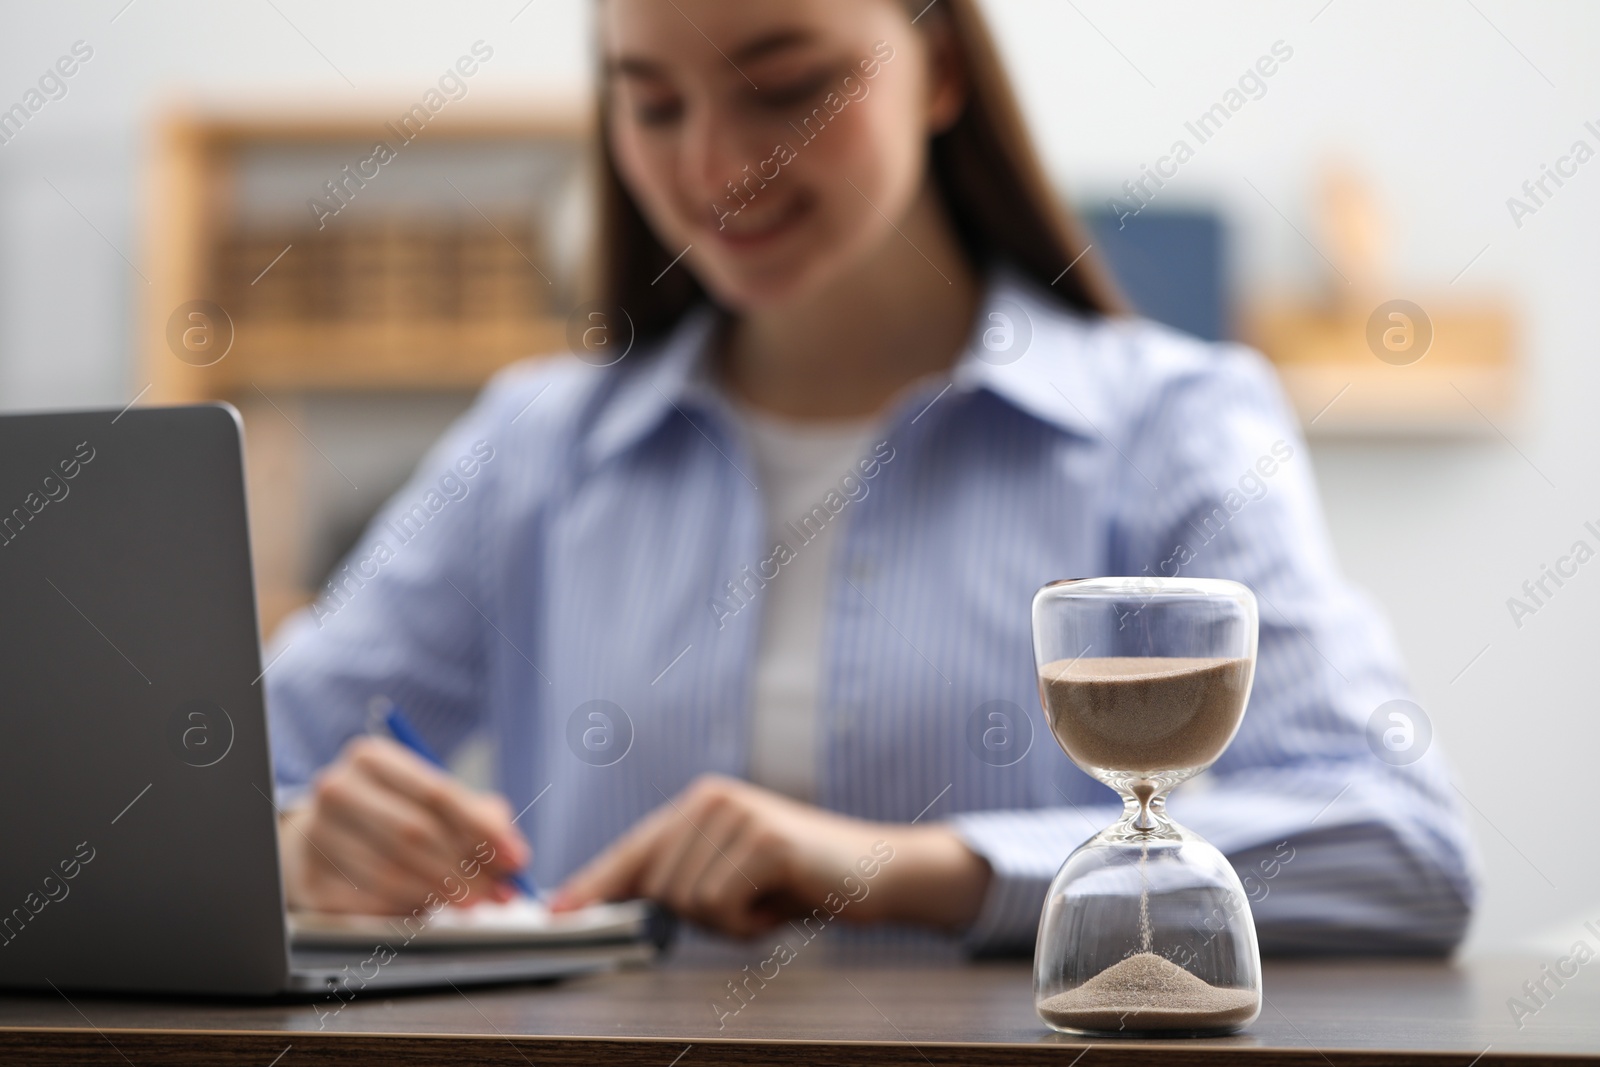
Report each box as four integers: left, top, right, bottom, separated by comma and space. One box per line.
1030, 577, 1262, 1037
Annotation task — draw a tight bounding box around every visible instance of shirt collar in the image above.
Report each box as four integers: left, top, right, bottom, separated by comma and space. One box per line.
581, 262, 1111, 468
583, 303, 726, 469
947, 261, 1111, 442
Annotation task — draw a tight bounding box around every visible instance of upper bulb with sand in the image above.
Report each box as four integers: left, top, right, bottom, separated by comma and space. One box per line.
1029, 577, 1263, 1037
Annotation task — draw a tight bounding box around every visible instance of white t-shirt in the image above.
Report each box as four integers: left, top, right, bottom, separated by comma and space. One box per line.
728, 398, 880, 802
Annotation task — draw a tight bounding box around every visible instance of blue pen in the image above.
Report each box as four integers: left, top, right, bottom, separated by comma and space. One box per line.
381, 703, 539, 899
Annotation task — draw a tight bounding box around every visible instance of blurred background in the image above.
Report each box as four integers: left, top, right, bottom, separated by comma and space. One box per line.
1, 0, 1594, 958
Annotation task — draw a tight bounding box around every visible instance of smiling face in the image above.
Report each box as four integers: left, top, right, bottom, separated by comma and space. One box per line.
601, 0, 962, 311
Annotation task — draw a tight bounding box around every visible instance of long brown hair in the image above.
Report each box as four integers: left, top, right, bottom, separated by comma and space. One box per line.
595, 0, 1125, 342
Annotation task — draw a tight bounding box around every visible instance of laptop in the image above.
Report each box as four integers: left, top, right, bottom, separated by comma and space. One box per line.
0, 403, 665, 997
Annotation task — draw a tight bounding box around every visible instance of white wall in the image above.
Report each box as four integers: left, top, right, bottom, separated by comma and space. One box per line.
1, 0, 1594, 956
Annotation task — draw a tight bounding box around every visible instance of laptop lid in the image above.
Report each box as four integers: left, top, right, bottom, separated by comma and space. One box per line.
0, 404, 290, 995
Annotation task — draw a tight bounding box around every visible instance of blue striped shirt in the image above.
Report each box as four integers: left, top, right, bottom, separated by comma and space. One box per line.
265, 264, 1477, 955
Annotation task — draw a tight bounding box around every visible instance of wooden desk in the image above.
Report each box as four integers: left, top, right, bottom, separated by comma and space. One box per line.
0, 938, 1594, 1065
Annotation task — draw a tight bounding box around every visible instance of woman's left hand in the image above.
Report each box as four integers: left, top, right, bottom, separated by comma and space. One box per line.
547, 774, 991, 938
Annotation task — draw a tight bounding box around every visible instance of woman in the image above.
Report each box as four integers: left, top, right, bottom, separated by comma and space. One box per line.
267, 0, 1476, 954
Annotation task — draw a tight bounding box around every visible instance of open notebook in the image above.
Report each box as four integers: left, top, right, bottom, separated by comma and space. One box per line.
289, 898, 670, 951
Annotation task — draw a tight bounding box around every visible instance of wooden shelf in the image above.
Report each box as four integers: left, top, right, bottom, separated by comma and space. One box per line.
1243, 299, 1517, 437
141, 104, 588, 401
156, 98, 590, 145
1235, 166, 1522, 439
1271, 361, 1518, 438
202, 318, 568, 393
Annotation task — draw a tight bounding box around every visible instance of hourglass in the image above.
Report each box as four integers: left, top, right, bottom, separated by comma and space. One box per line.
1031, 577, 1261, 1036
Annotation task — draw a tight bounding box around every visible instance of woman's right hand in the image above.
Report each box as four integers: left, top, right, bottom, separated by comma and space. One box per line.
278, 736, 532, 914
